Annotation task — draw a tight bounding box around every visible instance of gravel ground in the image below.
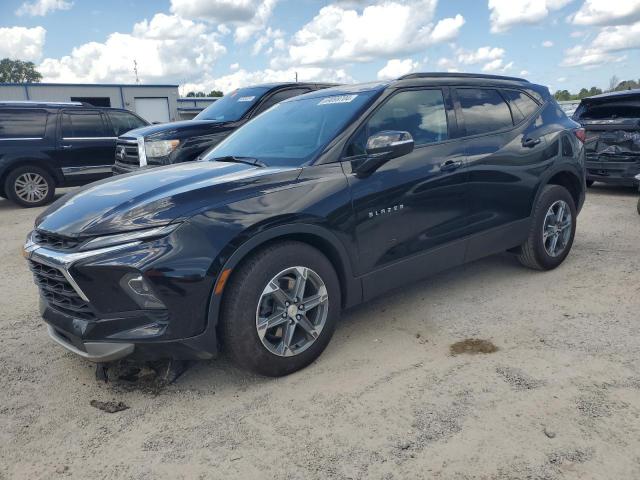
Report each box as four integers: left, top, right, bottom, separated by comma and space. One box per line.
1, 185, 639, 480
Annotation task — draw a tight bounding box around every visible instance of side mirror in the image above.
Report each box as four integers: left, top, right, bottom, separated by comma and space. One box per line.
355, 131, 414, 177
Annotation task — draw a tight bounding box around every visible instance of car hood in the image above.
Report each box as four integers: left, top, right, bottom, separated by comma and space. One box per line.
124, 119, 234, 140
36, 161, 301, 238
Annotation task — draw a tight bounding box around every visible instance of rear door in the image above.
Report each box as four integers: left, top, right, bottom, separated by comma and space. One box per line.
454, 87, 550, 260
57, 109, 116, 180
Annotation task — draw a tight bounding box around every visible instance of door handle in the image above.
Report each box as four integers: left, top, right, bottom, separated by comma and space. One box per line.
61, 144, 73, 150
440, 159, 464, 172
522, 137, 541, 148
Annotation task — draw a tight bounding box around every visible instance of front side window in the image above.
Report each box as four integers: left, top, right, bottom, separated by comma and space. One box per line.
345, 89, 449, 157
61, 111, 108, 138
203, 90, 380, 167
0, 109, 48, 139
457, 88, 513, 136
108, 111, 147, 136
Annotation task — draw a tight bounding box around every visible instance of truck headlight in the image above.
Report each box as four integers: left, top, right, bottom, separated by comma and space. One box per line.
145, 139, 180, 158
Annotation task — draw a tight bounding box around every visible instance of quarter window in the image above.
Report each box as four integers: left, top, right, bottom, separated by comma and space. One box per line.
345, 89, 449, 156
0, 109, 48, 139
61, 111, 108, 138
457, 88, 513, 136
502, 89, 540, 123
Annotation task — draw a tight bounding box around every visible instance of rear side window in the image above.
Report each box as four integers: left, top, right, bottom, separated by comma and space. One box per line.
0, 109, 48, 139
253, 88, 311, 116
108, 111, 147, 136
457, 88, 513, 136
502, 89, 540, 123
61, 111, 108, 138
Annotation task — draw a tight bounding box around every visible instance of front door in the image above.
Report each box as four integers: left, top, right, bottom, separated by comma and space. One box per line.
342, 88, 469, 299
57, 109, 116, 181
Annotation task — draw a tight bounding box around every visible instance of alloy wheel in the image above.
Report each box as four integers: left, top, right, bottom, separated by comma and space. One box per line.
256, 266, 329, 357
14, 172, 49, 204
542, 200, 572, 257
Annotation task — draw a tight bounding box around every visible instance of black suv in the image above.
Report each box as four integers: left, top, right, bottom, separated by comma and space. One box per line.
0, 102, 148, 207
573, 89, 640, 186
24, 73, 586, 377
112, 82, 335, 174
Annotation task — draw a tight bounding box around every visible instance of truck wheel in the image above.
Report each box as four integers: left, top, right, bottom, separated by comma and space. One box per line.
4, 166, 55, 208
517, 185, 577, 271
637, 197, 640, 215
220, 241, 341, 377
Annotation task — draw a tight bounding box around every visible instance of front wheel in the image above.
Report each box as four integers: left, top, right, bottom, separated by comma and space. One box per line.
4, 166, 55, 208
220, 241, 341, 377
517, 185, 577, 270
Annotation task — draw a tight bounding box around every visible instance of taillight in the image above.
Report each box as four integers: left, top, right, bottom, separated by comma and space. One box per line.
574, 128, 586, 143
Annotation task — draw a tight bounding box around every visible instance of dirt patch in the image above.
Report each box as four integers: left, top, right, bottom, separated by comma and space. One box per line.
89, 400, 129, 413
450, 338, 498, 355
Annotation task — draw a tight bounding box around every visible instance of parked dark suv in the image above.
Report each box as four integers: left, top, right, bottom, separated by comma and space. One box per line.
0, 102, 148, 207
112, 82, 336, 174
24, 73, 586, 377
573, 89, 640, 186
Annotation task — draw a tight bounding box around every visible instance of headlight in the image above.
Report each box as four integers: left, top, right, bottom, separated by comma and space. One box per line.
145, 139, 180, 158
79, 224, 180, 252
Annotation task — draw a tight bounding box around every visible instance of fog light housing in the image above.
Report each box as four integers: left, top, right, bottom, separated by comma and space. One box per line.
120, 273, 166, 309
109, 322, 167, 339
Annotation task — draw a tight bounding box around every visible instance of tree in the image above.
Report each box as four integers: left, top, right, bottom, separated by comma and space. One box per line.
0, 58, 43, 83
554, 90, 573, 101
614, 79, 639, 91
588, 86, 603, 96
578, 88, 590, 99
608, 75, 619, 92
208, 90, 223, 97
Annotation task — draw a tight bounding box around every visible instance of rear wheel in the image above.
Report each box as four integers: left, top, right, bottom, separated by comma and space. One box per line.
220, 241, 341, 377
517, 185, 577, 270
4, 166, 55, 208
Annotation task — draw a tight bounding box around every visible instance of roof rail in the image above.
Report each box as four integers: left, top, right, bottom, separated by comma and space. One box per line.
0, 100, 85, 107
397, 72, 530, 83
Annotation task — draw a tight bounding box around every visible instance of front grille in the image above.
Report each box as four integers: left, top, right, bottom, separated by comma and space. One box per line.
28, 259, 95, 320
115, 140, 140, 166
33, 230, 81, 250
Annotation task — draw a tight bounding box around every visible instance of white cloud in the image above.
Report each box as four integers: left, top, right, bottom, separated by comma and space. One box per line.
437, 57, 459, 72
520, 69, 530, 75
252, 27, 284, 55
0, 26, 46, 61
560, 44, 626, 67
272, 1, 464, 68
542, 40, 554, 47
457, 46, 505, 64
562, 20, 640, 67
16, 0, 72, 17
570, 0, 640, 26
38, 14, 225, 84
482, 59, 514, 72
230, 62, 240, 71
184, 67, 354, 94
488, 0, 574, 33
377, 58, 420, 79
170, 0, 277, 43
557, 76, 567, 82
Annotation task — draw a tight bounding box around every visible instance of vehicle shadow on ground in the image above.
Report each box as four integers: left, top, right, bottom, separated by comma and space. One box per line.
587, 184, 638, 197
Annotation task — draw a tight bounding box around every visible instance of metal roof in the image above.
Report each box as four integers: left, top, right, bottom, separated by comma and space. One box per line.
0, 82, 178, 88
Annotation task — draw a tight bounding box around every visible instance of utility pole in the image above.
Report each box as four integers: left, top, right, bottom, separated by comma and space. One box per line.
295, 71, 298, 83
133, 60, 140, 84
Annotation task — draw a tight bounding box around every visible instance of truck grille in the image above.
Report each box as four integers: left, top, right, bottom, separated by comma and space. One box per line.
115, 139, 140, 166
28, 259, 95, 320
33, 230, 81, 250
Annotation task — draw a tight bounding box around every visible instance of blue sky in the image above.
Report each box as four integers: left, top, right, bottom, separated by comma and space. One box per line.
1, 0, 639, 94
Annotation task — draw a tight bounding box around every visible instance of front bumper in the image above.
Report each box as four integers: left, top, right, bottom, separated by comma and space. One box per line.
586, 156, 640, 185
24, 223, 221, 362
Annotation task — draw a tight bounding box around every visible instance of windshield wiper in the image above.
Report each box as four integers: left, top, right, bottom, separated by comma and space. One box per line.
212, 156, 266, 167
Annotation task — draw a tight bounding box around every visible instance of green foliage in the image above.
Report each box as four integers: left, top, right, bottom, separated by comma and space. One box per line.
0, 58, 43, 83
186, 90, 223, 97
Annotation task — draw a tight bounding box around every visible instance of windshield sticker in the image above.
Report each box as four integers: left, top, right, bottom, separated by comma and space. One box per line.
318, 94, 358, 105
238, 96, 256, 102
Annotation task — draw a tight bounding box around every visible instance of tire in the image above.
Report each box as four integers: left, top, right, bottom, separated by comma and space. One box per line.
586, 180, 595, 187
517, 185, 577, 271
220, 241, 341, 377
4, 166, 55, 208
637, 197, 640, 216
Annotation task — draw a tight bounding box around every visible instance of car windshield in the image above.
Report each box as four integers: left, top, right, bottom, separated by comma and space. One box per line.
194, 86, 270, 122
202, 90, 380, 167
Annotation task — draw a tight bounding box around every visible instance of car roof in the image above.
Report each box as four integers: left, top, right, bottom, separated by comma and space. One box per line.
580, 88, 640, 103
239, 82, 339, 91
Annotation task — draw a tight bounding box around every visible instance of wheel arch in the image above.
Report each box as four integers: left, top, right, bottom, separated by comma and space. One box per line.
532, 166, 584, 216
207, 224, 362, 333
0, 158, 60, 196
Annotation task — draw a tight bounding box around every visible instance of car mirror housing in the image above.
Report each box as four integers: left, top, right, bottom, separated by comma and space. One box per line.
355, 131, 414, 177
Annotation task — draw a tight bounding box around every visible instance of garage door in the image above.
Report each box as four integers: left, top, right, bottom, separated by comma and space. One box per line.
134, 97, 170, 124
